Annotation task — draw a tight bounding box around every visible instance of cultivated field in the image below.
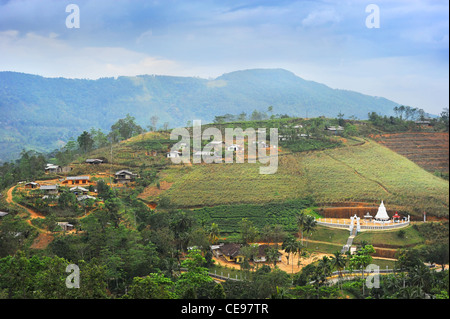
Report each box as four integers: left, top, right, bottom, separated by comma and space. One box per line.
151, 138, 449, 218
370, 132, 449, 173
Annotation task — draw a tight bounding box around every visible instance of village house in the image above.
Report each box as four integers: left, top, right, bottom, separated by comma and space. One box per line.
69, 186, 89, 195
61, 176, 90, 186
253, 245, 281, 263
85, 159, 104, 164
0, 211, 8, 218
415, 120, 432, 128
45, 164, 62, 174
45, 164, 72, 173
57, 222, 74, 231
40, 185, 59, 195
218, 243, 245, 263
24, 182, 40, 189
114, 170, 138, 184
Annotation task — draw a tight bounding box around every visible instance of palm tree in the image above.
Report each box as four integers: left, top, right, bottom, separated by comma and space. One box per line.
331, 251, 347, 290
296, 212, 307, 245
266, 247, 281, 269
282, 236, 297, 274
410, 264, 432, 292
302, 216, 317, 247
207, 223, 220, 244
318, 256, 332, 284
295, 241, 304, 271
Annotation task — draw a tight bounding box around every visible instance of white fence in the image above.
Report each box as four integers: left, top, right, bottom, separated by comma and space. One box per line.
316, 218, 410, 231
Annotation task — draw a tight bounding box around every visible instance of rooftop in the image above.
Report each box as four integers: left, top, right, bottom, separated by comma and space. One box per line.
66, 176, 90, 181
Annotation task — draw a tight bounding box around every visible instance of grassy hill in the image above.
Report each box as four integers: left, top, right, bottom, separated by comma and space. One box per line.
146, 138, 447, 218
82, 124, 449, 222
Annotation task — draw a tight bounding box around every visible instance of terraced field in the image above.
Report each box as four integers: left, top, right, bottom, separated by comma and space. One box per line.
370, 132, 449, 173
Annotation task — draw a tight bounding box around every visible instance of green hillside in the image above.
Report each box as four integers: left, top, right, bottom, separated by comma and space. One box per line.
156, 140, 447, 216
115, 133, 449, 218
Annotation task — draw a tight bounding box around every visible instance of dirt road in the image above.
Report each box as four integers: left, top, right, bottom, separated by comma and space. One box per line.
5, 185, 52, 249
6, 185, 45, 221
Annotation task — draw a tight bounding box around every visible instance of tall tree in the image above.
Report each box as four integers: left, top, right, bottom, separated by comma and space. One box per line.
77, 131, 94, 153
281, 235, 297, 274
110, 114, 144, 141
207, 223, 220, 245
302, 215, 317, 247
331, 251, 347, 290
239, 218, 259, 245
296, 212, 307, 245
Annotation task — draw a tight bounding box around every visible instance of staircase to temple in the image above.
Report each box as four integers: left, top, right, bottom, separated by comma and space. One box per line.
341, 227, 357, 254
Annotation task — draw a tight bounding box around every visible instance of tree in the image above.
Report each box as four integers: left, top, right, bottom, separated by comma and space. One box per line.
110, 114, 144, 141
302, 215, 317, 247
296, 212, 307, 245
207, 223, 220, 245
439, 108, 449, 131
266, 247, 281, 268
424, 243, 449, 271
148, 116, 159, 132
331, 251, 347, 290
170, 212, 194, 255
239, 218, 258, 245
238, 112, 247, 122
77, 131, 94, 153
58, 190, 78, 210
104, 198, 123, 228
90, 128, 108, 149
337, 112, 345, 126
175, 249, 214, 298
317, 256, 332, 285
281, 235, 297, 273
349, 245, 376, 296
124, 273, 176, 299
211, 283, 226, 299
97, 179, 113, 200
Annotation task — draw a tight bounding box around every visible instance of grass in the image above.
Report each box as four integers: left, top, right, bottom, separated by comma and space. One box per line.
159, 154, 309, 207
190, 198, 315, 235
155, 138, 448, 218
208, 264, 252, 281
308, 225, 350, 245
353, 225, 425, 248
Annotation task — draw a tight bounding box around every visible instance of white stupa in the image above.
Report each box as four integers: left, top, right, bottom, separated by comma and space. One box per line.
374, 200, 390, 221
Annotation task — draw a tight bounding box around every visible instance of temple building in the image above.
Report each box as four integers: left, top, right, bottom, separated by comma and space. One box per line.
374, 200, 390, 221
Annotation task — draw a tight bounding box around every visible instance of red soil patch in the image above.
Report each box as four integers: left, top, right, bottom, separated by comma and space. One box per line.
138, 181, 173, 200
30, 232, 53, 250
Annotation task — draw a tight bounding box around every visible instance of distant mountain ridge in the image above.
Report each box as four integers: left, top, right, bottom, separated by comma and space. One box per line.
0, 68, 399, 162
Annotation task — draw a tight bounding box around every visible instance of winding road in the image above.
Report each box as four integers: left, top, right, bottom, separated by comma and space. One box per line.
6, 185, 53, 249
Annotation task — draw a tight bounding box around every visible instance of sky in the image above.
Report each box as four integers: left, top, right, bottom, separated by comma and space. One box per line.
0, 0, 448, 115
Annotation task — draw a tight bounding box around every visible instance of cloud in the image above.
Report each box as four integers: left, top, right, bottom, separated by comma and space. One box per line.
0, 30, 178, 78
301, 8, 341, 27
0, 0, 447, 114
